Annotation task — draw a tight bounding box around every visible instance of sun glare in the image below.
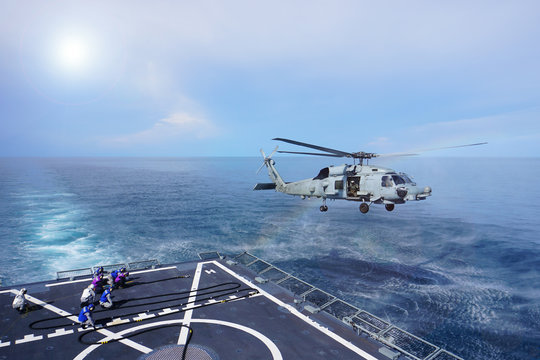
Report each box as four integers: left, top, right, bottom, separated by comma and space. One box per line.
56, 36, 91, 72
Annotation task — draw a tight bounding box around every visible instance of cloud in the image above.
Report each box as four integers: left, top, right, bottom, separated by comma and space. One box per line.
106, 112, 218, 146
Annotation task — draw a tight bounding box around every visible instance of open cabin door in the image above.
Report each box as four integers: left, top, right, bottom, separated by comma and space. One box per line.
346, 176, 361, 199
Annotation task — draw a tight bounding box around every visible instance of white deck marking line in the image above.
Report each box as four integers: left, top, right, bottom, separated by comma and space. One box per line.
211, 260, 378, 360
74, 319, 282, 360
15, 334, 43, 344
0, 341, 10, 348
105, 317, 130, 326
8, 289, 149, 355
177, 261, 203, 345
157, 308, 178, 315
97, 328, 153, 354
7, 290, 79, 323
46, 266, 179, 287
133, 312, 156, 321
48, 328, 74, 338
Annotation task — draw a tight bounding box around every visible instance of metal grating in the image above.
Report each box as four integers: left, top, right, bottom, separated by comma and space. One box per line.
350, 316, 381, 334
304, 289, 335, 307
247, 260, 272, 274
98, 263, 128, 274
128, 259, 159, 270
259, 267, 288, 282
234, 252, 257, 265
198, 252, 221, 260
428, 350, 464, 360
278, 277, 313, 296
233, 251, 463, 360
382, 327, 438, 360
322, 300, 359, 320
356, 311, 390, 331
56, 268, 92, 280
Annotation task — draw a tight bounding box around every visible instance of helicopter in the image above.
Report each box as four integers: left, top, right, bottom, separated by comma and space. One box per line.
254, 138, 487, 213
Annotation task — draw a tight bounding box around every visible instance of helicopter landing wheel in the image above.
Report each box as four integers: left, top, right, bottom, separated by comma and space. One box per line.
320, 205, 328, 212
385, 204, 395, 212
359, 203, 369, 214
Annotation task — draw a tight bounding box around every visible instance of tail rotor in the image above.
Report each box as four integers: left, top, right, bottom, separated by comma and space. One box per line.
257, 146, 278, 174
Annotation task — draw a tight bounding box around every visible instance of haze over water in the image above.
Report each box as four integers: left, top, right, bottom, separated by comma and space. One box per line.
0, 156, 539, 360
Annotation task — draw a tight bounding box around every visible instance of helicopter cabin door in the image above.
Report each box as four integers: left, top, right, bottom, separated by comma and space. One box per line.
346, 176, 361, 199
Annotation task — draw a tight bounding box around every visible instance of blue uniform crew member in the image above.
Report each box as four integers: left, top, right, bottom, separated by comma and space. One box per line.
78, 304, 95, 329
12, 288, 28, 312
100, 287, 113, 309
107, 269, 120, 288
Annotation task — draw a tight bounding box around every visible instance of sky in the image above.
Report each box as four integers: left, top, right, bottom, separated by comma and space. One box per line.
1, 1, 539, 157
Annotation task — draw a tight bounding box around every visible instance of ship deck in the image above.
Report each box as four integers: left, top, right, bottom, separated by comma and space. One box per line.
0, 253, 462, 360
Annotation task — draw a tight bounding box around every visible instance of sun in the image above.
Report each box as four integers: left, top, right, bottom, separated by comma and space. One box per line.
56, 36, 92, 72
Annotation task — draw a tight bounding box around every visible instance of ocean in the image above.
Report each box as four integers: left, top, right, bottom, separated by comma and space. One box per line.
0, 156, 539, 359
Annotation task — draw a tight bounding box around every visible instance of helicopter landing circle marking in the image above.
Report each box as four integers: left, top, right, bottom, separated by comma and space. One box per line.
74, 318, 283, 360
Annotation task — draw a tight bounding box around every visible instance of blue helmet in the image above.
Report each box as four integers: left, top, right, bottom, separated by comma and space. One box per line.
88, 304, 95, 311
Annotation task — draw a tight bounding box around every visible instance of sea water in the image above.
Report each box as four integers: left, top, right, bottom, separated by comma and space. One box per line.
0, 157, 539, 360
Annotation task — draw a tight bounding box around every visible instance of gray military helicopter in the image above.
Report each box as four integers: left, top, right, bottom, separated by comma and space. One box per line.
254, 138, 486, 213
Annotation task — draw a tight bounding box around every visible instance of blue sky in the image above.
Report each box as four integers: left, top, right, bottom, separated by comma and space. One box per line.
1, 1, 539, 157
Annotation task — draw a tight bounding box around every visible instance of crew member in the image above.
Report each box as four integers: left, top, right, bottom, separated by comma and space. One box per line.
12, 288, 27, 312
114, 271, 128, 288
92, 275, 104, 293
80, 284, 95, 308
99, 287, 113, 309
94, 266, 104, 278
78, 303, 95, 329
107, 269, 120, 287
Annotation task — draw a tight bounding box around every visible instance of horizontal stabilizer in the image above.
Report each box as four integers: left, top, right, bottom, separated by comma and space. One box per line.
253, 183, 276, 190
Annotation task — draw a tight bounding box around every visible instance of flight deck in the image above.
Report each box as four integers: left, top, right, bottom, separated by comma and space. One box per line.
0, 252, 463, 360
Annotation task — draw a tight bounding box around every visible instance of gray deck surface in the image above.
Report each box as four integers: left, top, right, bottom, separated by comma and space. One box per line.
0, 259, 387, 360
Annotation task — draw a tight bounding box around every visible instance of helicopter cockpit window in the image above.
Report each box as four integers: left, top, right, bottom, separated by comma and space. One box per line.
313, 167, 329, 180
401, 175, 413, 183
381, 175, 393, 187
392, 175, 406, 185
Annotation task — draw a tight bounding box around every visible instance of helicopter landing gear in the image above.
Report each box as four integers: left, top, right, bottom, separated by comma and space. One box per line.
320, 199, 328, 212
385, 204, 395, 212
359, 203, 369, 214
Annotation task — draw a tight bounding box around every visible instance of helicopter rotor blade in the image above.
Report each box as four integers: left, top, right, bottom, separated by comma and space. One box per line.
277, 150, 344, 157
257, 146, 279, 174
377, 152, 419, 158
414, 142, 488, 153
273, 138, 351, 157
376, 142, 486, 158
268, 146, 279, 158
